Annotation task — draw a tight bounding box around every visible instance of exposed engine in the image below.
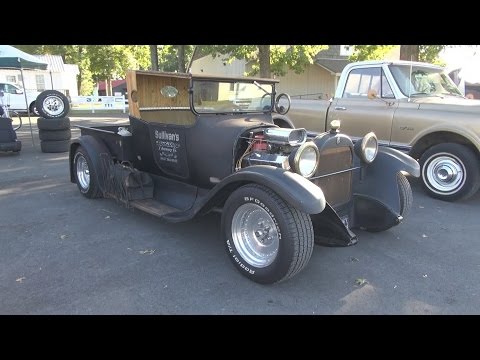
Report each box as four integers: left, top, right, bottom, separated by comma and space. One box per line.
236, 127, 309, 171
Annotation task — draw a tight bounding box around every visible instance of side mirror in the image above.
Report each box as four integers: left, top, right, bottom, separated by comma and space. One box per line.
367, 89, 378, 100
15, 89, 23, 95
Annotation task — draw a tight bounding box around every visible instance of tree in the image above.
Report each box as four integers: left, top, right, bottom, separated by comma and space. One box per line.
200, 45, 328, 78
87, 45, 149, 95
156, 45, 196, 73
351, 45, 446, 64
150, 45, 158, 71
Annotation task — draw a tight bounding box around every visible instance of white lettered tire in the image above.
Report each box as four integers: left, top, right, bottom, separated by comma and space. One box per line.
221, 184, 314, 284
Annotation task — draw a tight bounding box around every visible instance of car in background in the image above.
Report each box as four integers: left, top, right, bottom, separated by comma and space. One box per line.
0, 82, 40, 115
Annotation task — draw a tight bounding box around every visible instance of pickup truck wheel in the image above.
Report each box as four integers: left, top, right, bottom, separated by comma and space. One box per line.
419, 143, 480, 201
73, 146, 102, 199
36, 90, 70, 119
221, 184, 314, 284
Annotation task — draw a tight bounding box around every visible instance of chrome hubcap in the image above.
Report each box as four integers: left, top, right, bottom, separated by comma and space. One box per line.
231, 203, 279, 268
425, 154, 465, 194
42, 95, 65, 116
76, 155, 90, 191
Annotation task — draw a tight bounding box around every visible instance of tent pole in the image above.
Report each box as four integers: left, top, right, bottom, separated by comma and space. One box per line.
20, 68, 35, 147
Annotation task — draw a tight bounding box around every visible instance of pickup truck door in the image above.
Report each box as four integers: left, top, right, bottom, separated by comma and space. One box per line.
327, 67, 398, 146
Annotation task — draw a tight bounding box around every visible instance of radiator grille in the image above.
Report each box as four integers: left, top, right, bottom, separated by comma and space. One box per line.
312, 146, 353, 206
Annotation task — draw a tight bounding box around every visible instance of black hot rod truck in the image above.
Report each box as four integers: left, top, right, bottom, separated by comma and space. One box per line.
69, 70, 420, 284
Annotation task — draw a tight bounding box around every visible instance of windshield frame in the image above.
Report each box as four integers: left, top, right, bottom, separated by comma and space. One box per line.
189, 78, 275, 115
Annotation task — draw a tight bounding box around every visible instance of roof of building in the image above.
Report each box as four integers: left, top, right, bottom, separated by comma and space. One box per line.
315, 58, 351, 75
98, 79, 126, 91
34, 54, 65, 72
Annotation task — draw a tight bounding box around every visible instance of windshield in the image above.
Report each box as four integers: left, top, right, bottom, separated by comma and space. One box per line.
389, 65, 463, 97
192, 80, 273, 113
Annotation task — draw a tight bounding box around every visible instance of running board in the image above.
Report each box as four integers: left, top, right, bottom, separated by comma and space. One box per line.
129, 198, 180, 218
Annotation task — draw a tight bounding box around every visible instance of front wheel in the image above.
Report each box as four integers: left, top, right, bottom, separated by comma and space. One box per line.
221, 184, 314, 284
73, 146, 102, 199
419, 143, 480, 202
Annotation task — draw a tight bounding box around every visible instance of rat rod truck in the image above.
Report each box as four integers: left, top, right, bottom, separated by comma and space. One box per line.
285, 60, 480, 202
68, 70, 419, 284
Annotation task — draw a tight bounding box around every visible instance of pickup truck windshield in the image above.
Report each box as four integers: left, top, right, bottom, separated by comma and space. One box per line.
389, 65, 463, 97
192, 80, 273, 113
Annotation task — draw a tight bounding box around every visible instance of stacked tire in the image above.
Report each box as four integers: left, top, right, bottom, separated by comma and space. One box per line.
36, 90, 71, 153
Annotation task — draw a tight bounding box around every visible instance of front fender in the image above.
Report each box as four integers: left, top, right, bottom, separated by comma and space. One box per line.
353, 146, 420, 214
69, 135, 113, 192
201, 165, 326, 215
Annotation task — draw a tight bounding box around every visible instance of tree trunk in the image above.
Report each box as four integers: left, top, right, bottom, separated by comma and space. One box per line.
177, 45, 186, 73
77, 46, 82, 95
258, 45, 271, 78
150, 45, 158, 71
400, 45, 419, 61
106, 78, 112, 96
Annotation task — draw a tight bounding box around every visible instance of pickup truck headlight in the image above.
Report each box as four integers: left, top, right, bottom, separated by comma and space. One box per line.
290, 142, 319, 178
355, 132, 378, 164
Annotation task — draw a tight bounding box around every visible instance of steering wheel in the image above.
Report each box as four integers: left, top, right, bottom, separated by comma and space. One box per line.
275, 93, 291, 115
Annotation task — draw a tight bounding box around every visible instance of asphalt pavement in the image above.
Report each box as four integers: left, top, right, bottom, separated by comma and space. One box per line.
1, 113, 479, 314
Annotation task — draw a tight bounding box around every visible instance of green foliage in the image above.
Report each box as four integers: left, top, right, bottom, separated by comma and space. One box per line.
157, 45, 196, 72
349, 45, 396, 61
418, 45, 445, 65
200, 45, 327, 77
350, 45, 446, 64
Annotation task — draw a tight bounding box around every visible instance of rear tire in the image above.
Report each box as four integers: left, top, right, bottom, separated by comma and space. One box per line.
37, 117, 70, 131
419, 143, 480, 201
221, 184, 314, 284
73, 146, 102, 198
40, 139, 70, 153
39, 129, 71, 141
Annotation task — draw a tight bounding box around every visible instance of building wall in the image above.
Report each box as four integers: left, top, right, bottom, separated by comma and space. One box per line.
0, 68, 78, 96
191, 56, 246, 77
191, 56, 336, 100
276, 65, 336, 100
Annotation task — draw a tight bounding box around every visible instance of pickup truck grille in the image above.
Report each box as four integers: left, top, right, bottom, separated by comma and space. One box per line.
312, 146, 353, 207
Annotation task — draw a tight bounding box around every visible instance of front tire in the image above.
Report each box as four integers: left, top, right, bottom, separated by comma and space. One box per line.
419, 143, 480, 202
221, 184, 314, 284
73, 146, 102, 199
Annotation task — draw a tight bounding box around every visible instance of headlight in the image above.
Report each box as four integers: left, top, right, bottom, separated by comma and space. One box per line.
290, 142, 319, 178
355, 132, 378, 163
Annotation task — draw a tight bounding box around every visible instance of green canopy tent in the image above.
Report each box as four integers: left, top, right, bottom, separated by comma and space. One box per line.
0, 45, 49, 145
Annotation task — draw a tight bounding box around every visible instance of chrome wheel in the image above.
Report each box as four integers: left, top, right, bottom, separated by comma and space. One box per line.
231, 203, 279, 268
424, 153, 465, 194
42, 95, 65, 117
76, 154, 90, 191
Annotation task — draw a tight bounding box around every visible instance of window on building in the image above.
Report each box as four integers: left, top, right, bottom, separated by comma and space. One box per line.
36, 74, 45, 91
6, 75, 16, 83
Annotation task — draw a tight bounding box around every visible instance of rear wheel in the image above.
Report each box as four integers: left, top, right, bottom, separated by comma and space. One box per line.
221, 184, 314, 284
419, 143, 480, 201
73, 146, 102, 198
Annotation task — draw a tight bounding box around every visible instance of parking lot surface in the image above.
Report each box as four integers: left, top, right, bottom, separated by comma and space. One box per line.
1, 114, 479, 314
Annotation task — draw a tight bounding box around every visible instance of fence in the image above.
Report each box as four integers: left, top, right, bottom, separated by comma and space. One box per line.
71, 95, 127, 113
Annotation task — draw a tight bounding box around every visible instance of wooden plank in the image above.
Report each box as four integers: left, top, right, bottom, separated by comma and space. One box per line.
136, 74, 190, 109
126, 70, 140, 118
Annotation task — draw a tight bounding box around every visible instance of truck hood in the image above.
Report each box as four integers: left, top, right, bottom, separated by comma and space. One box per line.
413, 96, 480, 113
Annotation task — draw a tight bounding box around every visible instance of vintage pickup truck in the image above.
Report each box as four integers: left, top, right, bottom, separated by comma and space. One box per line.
283, 60, 480, 202
68, 70, 419, 284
